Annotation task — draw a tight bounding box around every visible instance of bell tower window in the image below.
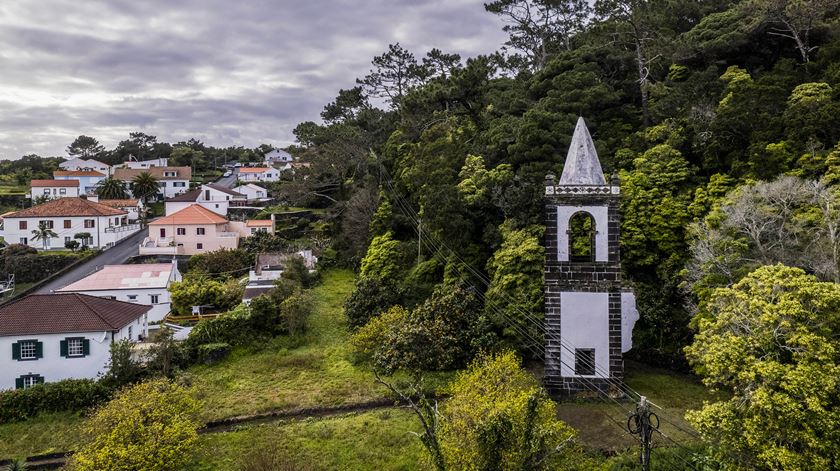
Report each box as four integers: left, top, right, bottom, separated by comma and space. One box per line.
568, 212, 595, 262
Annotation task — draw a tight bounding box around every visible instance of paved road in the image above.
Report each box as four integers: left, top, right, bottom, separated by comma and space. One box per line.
215, 169, 238, 188
35, 228, 149, 294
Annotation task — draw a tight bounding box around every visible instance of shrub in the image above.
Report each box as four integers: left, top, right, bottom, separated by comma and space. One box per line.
196, 343, 231, 365
184, 305, 258, 350
279, 291, 313, 336
0, 244, 81, 283
187, 248, 251, 278
0, 379, 111, 423
281, 256, 318, 288
99, 340, 143, 389
344, 277, 403, 330
169, 277, 243, 315
351, 305, 409, 363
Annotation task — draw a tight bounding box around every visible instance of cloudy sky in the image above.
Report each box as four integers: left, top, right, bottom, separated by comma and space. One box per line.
0, 0, 507, 159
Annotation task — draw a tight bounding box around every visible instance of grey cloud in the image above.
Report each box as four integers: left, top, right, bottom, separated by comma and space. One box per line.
0, 0, 507, 159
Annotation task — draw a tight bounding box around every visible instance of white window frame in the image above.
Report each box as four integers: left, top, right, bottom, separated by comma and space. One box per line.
150, 294, 160, 304
21, 375, 40, 389
19, 340, 37, 360
67, 338, 84, 357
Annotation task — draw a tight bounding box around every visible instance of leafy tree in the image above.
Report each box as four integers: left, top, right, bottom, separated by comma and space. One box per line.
145, 328, 184, 378
359, 231, 412, 280
30, 222, 57, 250
745, 0, 839, 63
64, 240, 80, 252
169, 278, 243, 315
187, 248, 251, 278
131, 172, 160, 203
344, 276, 403, 329
74, 232, 92, 249
100, 340, 143, 389
686, 265, 840, 470
95, 177, 129, 199
281, 255, 317, 288
69, 379, 201, 471
67, 135, 104, 158
240, 231, 287, 255
357, 43, 427, 108
485, 221, 544, 355
438, 351, 580, 470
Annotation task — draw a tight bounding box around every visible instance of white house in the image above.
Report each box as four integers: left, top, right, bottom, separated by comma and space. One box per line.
0, 197, 141, 250
58, 262, 181, 324
112, 167, 192, 199
238, 167, 280, 183
122, 157, 169, 169
0, 293, 151, 390
29, 180, 80, 202
233, 183, 269, 202
264, 149, 293, 165
53, 170, 106, 196
164, 183, 245, 216
91, 198, 145, 222
248, 250, 317, 282
59, 158, 111, 174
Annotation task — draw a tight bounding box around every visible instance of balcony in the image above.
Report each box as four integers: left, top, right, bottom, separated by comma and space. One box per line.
139, 237, 183, 255
105, 223, 141, 233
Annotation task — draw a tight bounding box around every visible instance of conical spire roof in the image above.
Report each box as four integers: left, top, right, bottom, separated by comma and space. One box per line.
559, 117, 605, 185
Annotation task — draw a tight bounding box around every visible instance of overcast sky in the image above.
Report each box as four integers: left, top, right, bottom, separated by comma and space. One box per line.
0, 0, 507, 159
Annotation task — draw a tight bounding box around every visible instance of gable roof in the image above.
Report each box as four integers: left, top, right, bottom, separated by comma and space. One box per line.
205, 183, 243, 196
112, 166, 192, 181
31, 179, 79, 187
0, 293, 150, 336
58, 263, 176, 291
246, 219, 272, 227
165, 189, 202, 203
559, 117, 606, 186
5, 197, 126, 218
53, 170, 106, 177
235, 183, 267, 192
98, 199, 141, 208
149, 204, 227, 225
238, 167, 272, 173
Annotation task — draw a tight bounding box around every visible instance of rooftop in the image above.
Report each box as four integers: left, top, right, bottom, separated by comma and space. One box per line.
166, 189, 202, 203
113, 166, 192, 181
238, 167, 272, 173
53, 170, 106, 177
0, 293, 150, 336
246, 219, 272, 227
558, 117, 606, 186
58, 263, 176, 291
149, 204, 228, 225
31, 179, 79, 187
205, 183, 243, 197
98, 199, 141, 208
5, 197, 126, 218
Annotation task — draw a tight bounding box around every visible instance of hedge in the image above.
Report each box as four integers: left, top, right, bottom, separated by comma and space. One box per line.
0, 378, 111, 423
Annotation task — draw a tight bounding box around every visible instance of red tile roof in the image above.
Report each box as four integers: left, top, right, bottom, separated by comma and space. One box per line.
98, 199, 141, 208
149, 204, 227, 225
238, 167, 272, 173
0, 293, 150, 336
53, 170, 106, 177
246, 219, 272, 227
31, 179, 79, 187
4, 197, 126, 218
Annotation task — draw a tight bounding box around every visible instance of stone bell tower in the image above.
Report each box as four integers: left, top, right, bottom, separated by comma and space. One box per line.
543, 117, 638, 396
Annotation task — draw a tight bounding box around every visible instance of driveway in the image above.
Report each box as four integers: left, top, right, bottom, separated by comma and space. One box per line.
215, 169, 239, 188
35, 228, 148, 294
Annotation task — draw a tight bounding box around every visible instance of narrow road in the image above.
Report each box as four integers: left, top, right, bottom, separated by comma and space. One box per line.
214, 168, 238, 188
35, 229, 148, 294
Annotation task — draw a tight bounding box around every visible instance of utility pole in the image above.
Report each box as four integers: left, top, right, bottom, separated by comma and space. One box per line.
627, 395, 658, 471
417, 217, 422, 264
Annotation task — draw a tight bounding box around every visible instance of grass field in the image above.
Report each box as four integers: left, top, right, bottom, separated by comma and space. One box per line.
0, 185, 27, 195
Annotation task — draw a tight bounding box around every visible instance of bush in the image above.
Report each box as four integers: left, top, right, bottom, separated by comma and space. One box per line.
0, 244, 82, 283
281, 256, 318, 288
344, 277, 403, 330
187, 248, 251, 278
0, 378, 111, 423
351, 305, 409, 363
196, 343, 231, 365
100, 340, 143, 389
184, 305, 258, 350
170, 277, 244, 315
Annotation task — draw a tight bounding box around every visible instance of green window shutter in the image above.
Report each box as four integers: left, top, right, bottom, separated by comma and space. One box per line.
60, 340, 68, 358
15, 377, 23, 389
35, 341, 43, 359
36, 375, 44, 384
12, 342, 19, 360
82, 339, 90, 356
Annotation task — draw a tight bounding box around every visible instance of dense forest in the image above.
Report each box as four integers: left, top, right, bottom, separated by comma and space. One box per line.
280, 0, 840, 372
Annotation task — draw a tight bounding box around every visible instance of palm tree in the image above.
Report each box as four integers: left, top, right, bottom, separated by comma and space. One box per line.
96, 177, 128, 199
31, 222, 58, 250
132, 172, 159, 204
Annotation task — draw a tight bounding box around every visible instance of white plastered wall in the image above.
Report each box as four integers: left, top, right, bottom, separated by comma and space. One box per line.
559, 292, 610, 378
556, 205, 608, 262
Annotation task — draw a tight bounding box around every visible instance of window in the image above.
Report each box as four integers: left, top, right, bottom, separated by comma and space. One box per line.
65, 236, 71, 244
150, 294, 160, 304
59, 188, 66, 195
127, 294, 138, 301
568, 212, 596, 263
19, 237, 27, 245
16, 374, 43, 390
176, 228, 186, 236
214, 204, 219, 208
128, 325, 133, 340
196, 227, 205, 235
164, 171, 176, 177
84, 219, 95, 228
38, 220, 54, 229
19, 221, 27, 230
64, 219, 71, 229
62, 337, 88, 358
43, 189, 51, 195
204, 190, 211, 200
196, 243, 203, 250
574, 349, 596, 376
173, 182, 186, 187
13, 340, 41, 361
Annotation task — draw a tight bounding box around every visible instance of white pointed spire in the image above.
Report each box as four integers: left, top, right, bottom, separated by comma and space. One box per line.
559, 117, 606, 185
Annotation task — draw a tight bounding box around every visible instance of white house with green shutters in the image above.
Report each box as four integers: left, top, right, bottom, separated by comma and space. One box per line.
0, 293, 151, 390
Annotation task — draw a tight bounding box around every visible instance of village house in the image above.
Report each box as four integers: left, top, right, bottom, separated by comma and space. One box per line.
0, 293, 150, 390
59, 158, 111, 174
238, 167, 280, 183
112, 167, 192, 199
120, 157, 169, 169
233, 183, 269, 202
53, 170, 106, 196
88, 197, 145, 222
140, 204, 270, 256
164, 183, 246, 216
245, 219, 273, 234
244, 250, 316, 303
0, 197, 140, 250
264, 149, 294, 165
28, 179, 80, 202
57, 262, 181, 324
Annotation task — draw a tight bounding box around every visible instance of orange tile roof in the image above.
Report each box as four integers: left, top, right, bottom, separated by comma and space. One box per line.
5, 197, 126, 218
149, 204, 227, 225
246, 219, 272, 227
98, 199, 141, 208
31, 179, 79, 187
238, 167, 272, 173
53, 170, 106, 177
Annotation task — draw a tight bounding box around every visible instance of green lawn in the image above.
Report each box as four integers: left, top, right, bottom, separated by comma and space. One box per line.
0, 412, 84, 459
187, 408, 425, 471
